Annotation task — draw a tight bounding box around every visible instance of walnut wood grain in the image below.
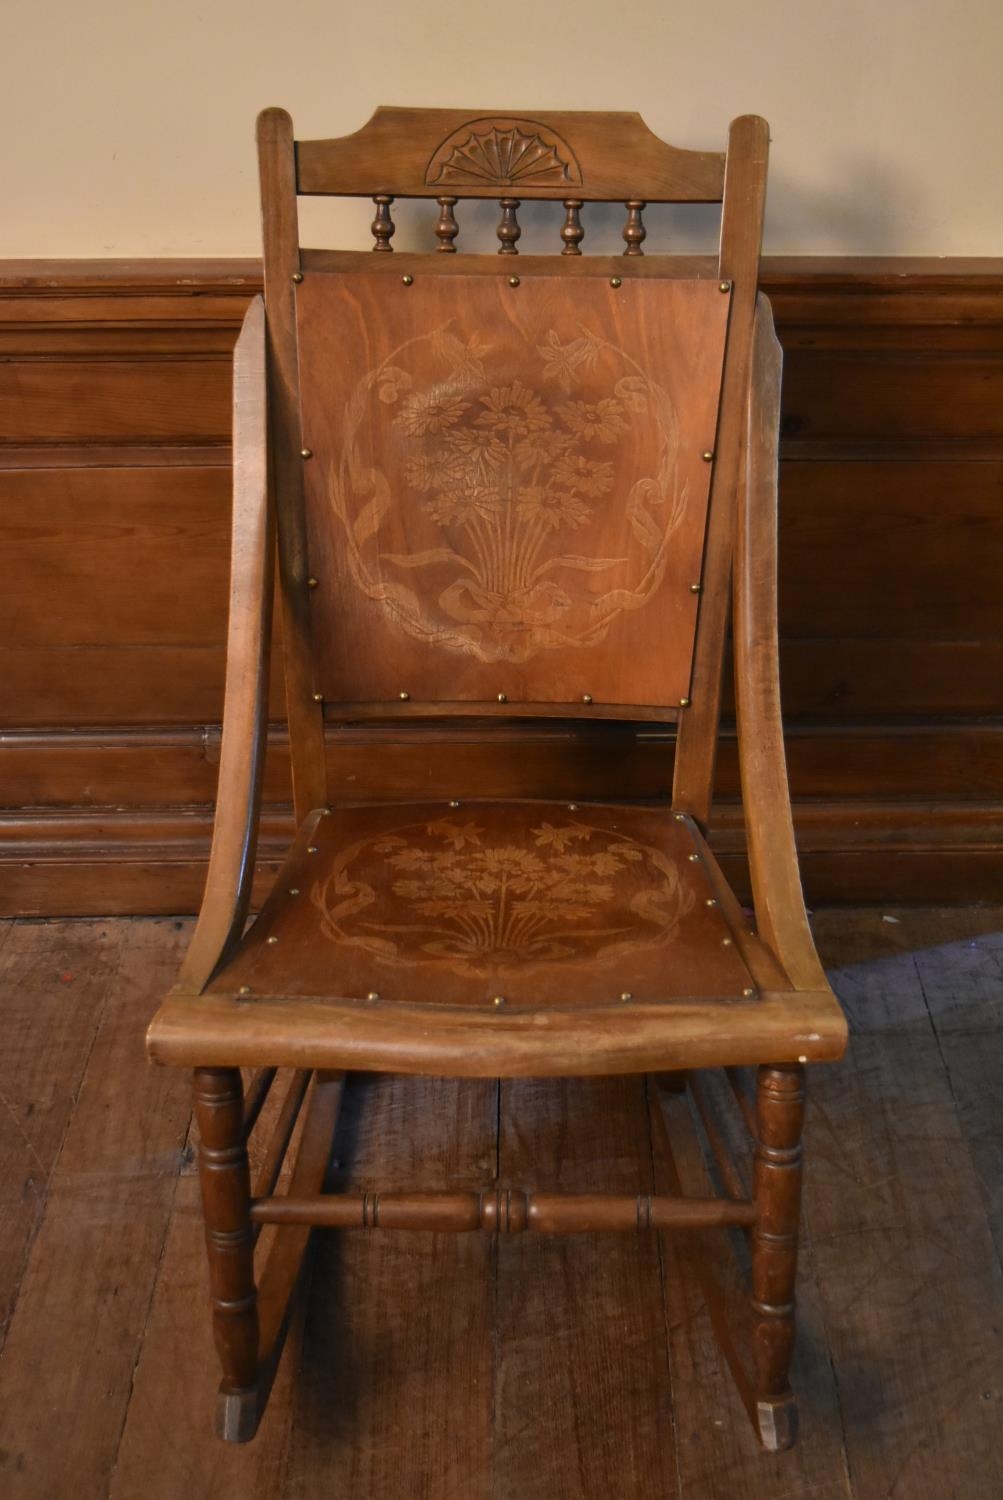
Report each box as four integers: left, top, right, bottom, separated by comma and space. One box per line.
751, 1062, 805, 1450
256, 107, 327, 820
192, 1068, 259, 1404
672, 113, 770, 824
179, 297, 273, 992
249, 1187, 756, 1230
294, 107, 726, 201
734, 299, 831, 993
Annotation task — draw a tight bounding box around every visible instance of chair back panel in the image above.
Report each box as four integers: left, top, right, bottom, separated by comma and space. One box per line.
296, 265, 731, 715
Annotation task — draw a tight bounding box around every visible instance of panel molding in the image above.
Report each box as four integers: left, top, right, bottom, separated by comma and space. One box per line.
2, 799, 1000, 917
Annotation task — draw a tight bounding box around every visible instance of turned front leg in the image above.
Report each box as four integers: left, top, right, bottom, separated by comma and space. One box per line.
751, 1062, 805, 1449
193, 1067, 259, 1395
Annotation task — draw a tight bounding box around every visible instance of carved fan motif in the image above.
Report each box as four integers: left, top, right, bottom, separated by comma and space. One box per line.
428, 123, 577, 186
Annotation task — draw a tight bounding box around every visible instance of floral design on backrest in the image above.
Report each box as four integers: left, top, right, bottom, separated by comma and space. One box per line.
311, 816, 695, 976
330, 320, 689, 664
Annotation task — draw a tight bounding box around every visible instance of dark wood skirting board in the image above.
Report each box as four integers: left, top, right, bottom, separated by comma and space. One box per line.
1, 256, 1001, 912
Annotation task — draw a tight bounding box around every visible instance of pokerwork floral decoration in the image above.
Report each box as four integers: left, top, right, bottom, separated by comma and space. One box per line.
311, 815, 695, 975
329, 317, 689, 663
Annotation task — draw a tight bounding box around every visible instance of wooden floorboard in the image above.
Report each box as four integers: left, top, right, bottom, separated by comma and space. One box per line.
913, 933, 1003, 1263
0, 909, 1000, 1497
0, 920, 126, 1351
811, 910, 1003, 1499
0, 920, 191, 1498
285, 1072, 498, 1498
494, 1078, 676, 1499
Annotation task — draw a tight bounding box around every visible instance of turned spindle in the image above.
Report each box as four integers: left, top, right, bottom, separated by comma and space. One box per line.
371, 194, 396, 252
435, 196, 459, 252
560, 199, 584, 255
497, 197, 522, 254
622, 199, 647, 256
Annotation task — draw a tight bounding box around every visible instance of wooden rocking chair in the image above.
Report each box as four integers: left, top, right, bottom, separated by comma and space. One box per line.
146, 105, 847, 1451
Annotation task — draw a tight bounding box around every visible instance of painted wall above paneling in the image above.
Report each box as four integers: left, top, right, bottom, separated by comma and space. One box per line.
4, 0, 1003, 256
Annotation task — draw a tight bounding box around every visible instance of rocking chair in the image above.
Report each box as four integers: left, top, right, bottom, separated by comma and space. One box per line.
146, 104, 848, 1451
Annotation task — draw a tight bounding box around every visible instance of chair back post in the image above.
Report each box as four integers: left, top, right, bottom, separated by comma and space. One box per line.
257, 107, 328, 821
671, 114, 770, 826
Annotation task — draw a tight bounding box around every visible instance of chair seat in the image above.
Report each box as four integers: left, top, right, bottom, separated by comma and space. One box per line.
147, 800, 846, 1076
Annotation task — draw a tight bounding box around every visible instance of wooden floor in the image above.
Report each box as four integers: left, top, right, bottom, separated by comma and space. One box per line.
0, 910, 1000, 1499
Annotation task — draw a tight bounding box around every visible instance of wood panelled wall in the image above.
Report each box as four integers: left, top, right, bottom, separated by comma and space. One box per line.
1, 258, 1001, 914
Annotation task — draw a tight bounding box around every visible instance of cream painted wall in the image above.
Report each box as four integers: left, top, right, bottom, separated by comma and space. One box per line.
3, 0, 1001, 257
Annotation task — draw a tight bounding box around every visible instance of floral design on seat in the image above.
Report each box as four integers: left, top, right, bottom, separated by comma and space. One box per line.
330, 320, 689, 663
311, 815, 696, 975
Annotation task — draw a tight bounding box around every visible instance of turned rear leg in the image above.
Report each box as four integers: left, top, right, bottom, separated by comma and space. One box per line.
193, 1067, 261, 1440
751, 1062, 804, 1450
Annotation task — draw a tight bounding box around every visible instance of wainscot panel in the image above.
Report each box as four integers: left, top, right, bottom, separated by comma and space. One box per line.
1, 257, 1001, 912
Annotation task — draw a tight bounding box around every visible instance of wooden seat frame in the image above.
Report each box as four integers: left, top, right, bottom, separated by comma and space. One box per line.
146, 105, 847, 1451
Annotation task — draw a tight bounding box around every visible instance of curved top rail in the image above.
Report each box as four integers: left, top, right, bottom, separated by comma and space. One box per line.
287, 105, 730, 201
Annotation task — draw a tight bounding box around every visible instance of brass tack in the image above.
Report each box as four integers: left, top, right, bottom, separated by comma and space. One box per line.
722, 936, 733, 946
610, 276, 622, 288
620, 991, 633, 1003
690, 583, 703, 594
307, 845, 318, 854
399, 690, 410, 701
674, 812, 685, 821
719, 280, 731, 292
743, 987, 755, 997
706, 898, 718, 907
508, 275, 520, 288
312, 692, 323, 702
401, 274, 414, 286
238, 985, 251, 994
679, 697, 691, 707
582, 693, 593, 704
307, 576, 319, 588
367, 990, 380, 1001
493, 995, 506, 1007
568, 803, 578, 811
292, 271, 304, 283
702, 450, 715, 463
449, 799, 460, 808
301, 447, 313, 460
798, 1054, 808, 1063
497, 692, 507, 703
289, 887, 299, 895
266, 935, 278, 945
688, 853, 700, 862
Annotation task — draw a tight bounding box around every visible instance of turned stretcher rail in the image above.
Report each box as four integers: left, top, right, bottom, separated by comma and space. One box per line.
249, 1189, 758, 1233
